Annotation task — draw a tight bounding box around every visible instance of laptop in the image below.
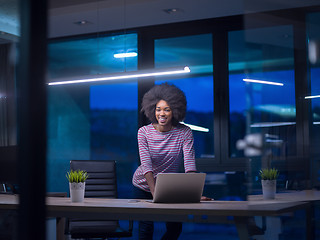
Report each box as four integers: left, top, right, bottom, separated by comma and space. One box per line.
152, 173, 206, 203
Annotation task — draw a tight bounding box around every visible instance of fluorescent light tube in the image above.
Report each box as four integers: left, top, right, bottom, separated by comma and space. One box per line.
305, 95, 320, 99
250, 122, 296, 128
114, 52, 137, 58
243, 79, 284, 86
180, 122, 209, 132
48, 66, 191, 86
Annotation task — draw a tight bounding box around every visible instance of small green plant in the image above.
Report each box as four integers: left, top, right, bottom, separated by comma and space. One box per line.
259, 168, 279, 180
66, 169, 89, 183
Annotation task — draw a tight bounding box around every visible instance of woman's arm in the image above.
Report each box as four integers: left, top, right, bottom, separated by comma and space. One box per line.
182, 127, 197, 172
144, 171, 156, 196
138, 128, 153, 174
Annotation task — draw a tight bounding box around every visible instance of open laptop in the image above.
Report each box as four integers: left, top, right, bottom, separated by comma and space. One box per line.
152, 173, 206, 203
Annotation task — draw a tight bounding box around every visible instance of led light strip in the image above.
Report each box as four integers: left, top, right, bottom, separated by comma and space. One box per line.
305, 95, 320, 99
243, 79, 284, 86
114, 52, 137, 58
250, 122, 296, 128
48, 66, 191, 86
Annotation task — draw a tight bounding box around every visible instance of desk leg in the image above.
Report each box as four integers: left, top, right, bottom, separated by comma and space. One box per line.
56, 217, 65, 240
234, 216, 250, 240
305, 203, 314, 240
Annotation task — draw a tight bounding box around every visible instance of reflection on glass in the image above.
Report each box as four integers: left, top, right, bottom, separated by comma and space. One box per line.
155, 34, 214, 158
307, 12, 320, 186
0, 0, 19, 190
47, 33, 138, 198
48, 33, 137, 79
229, 26, 296, 159
0, 0, 19, 147
308, 12, 320, 125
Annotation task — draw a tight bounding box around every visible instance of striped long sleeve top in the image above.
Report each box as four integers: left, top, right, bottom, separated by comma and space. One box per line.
132, 123, 197, 192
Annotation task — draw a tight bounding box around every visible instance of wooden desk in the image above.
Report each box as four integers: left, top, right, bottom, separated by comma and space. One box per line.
248, 190, 320, 202
0, 194, 310, 240
249, 190, 320, 240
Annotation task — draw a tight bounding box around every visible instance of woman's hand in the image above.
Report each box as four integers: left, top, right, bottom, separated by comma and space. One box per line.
144, 171, 156, 197
201, 196, 214, 201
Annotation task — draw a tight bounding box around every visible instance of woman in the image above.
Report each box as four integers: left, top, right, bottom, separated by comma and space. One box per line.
132, 83, 197, 240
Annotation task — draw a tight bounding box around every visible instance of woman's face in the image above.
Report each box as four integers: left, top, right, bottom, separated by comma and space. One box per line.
155, 100, 173, 127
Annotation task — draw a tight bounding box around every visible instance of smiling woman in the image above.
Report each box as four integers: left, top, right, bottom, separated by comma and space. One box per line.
132, 83, 197, 240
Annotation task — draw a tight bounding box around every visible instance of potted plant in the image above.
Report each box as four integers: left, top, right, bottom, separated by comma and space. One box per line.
259, 168, 279, 200
66, 169, 89, 202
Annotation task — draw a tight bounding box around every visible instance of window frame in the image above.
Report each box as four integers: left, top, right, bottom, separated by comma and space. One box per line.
136, 8, 314, 173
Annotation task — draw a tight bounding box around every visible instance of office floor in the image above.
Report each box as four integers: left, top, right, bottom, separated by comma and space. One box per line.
116, 212, 319, 240
119, 222, 239, 240
46, 210, 319, 240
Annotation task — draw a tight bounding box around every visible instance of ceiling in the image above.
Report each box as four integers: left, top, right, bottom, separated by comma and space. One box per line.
48, 0, 320, 38
0, 0, 319, 39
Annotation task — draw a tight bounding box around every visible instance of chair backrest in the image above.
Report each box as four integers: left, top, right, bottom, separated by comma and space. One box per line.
70, 160, 117, 198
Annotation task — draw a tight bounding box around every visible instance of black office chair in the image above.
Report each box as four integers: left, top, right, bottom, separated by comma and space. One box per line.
66, 160, 133, 240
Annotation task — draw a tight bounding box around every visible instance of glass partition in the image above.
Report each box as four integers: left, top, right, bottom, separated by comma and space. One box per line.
0, 0, 19, 237
47, 33, 138, 197
307, 12, 320, 187
0, 0, 19, 181
229, 25, 296, 192
48, 33, 137, 79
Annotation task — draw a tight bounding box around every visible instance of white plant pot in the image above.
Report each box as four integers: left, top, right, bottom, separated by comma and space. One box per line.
69, 182, 85, 202
261, 180, 276, 200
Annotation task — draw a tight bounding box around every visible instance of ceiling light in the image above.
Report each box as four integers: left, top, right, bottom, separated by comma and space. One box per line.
48, 66, 191, 86
73, 20, 92, 26
114, 52, 137, 58
305, 95, 320, 99
163, 8, 183, 14
243, 79, 284, 86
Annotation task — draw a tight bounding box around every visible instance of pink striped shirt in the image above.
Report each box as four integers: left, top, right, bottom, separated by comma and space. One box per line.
132, 123, 196, 192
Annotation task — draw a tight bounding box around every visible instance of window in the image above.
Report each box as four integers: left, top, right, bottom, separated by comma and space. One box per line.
90, 82, 138, 198
47, 33, 138, 197
307, 12, 320, 186
229, 26, 296, 160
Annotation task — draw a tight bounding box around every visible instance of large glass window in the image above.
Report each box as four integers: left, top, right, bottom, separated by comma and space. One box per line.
154, 34, 214, 159
307, 12, 320, 187
229, 25, 296, 161
90, 82, 138, 198
47, 33, 138, 197
0, 0, 19, 183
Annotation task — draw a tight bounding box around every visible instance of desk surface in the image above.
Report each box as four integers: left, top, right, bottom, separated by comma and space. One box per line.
248, 190, 320, 203
0, 192, 315, 240
0, 193, 310, 222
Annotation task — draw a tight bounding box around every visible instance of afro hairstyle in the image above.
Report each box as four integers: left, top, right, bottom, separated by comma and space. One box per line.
141, 83, 187, 126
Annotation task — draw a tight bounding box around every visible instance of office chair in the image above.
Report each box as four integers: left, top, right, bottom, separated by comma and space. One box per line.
66, 160, 133, 240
